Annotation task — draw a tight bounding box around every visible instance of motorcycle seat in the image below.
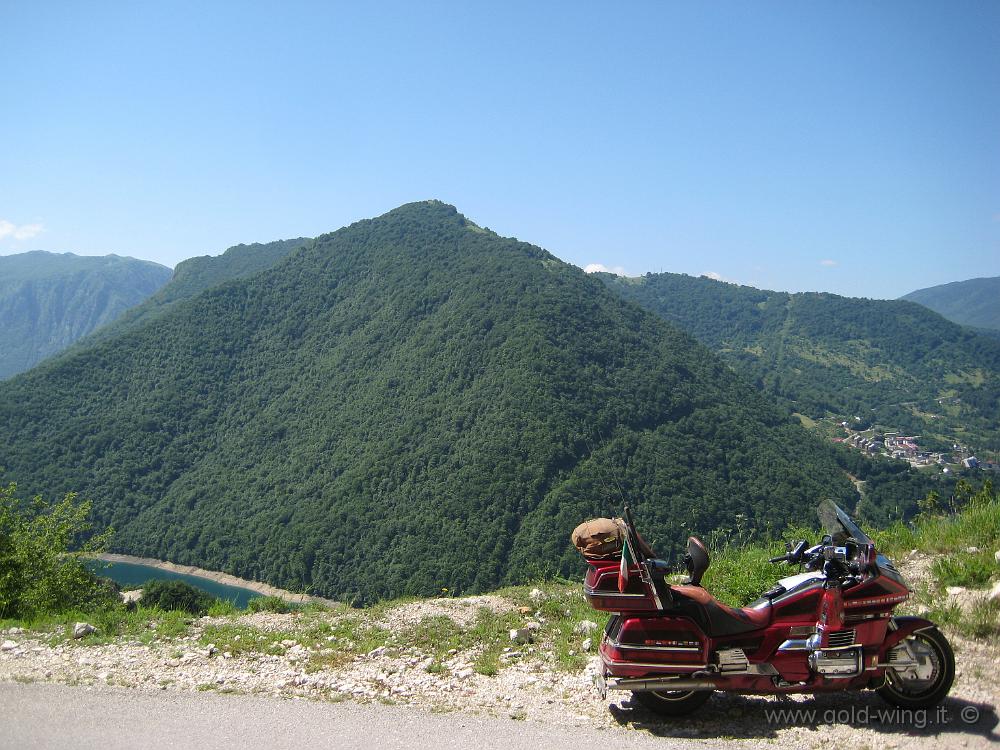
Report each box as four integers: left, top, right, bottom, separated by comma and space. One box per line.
671, 584, 772, 637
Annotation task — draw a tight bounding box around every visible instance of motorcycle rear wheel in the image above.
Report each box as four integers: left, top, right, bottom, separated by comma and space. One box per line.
632, 688, 712, 716
877, 627, 955, 709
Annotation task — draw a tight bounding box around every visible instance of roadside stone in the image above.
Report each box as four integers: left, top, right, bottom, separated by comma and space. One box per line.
528, 588, 545, 604
994, 549, 1000, 564
6, 627, 24, 635
509, 628, 532, 644
120, 589, 144, 607
946, 586, 966, 597
1, 640, 17, 652
966, 546, 980, 554
524, 621, 541, 633
367, 646, 386, 658
72, 622, 96, 639
989, 581, 1000, 604
581, 638, 592, 652
573, 620, 599, 635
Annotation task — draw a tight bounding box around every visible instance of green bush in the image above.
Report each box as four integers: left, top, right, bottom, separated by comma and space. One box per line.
246, 595, 294, 614
0, 483, 115, 619
139, 579, 216, 615
931, 552, 998, 589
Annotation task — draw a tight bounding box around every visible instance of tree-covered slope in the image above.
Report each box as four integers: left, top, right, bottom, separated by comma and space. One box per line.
0, 252, 171, 379
901, 276, 1000, 332
601, 272, 1000, 455
83, 237, 311, 344
0, 203, 855, 603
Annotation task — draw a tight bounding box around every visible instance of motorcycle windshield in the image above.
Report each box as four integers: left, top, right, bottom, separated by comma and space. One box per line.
816, 499, 873, 546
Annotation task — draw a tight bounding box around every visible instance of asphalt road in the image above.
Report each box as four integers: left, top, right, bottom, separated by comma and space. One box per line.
1, 682, 712, 750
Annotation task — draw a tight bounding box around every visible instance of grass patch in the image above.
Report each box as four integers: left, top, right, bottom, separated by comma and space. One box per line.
931, 552, 998, 589
246, 596, 298, 614
874, 487, 1000, 559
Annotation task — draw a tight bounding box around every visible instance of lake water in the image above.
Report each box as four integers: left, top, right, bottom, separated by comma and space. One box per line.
84, 559, 263, 608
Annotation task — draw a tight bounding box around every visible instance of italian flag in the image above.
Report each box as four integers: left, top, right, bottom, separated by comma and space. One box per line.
618, 535, 636, 593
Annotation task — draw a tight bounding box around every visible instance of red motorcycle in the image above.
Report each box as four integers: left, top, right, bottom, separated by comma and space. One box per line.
585, 500, 954, 716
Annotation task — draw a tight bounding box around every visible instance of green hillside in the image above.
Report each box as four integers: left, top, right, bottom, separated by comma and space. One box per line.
601, 272, 1000, 456
0, 252, 171, 379
83, 237, 311, 344
902, 276, 1000, 332
0, 202, 855, 604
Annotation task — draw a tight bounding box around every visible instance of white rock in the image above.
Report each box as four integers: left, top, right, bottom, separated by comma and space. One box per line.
946, 586, 966, 596
574, 620, 599, 635
1, 640, 17, 652
367, 646, 386, 658
6, 627, 24, 635
989, 581, 1000, 604
120, 589, 144, 605
509, 628, 532, 644
966, 547, 980, 554
72, 622, 96, 639
994, 550, 1000, 564
582, 638, 593, 652
524, 621, 541, 632
528, 588, 545, 603
456, 668, 474, 679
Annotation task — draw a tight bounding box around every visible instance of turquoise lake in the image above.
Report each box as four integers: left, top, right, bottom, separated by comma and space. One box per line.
84, 560, 263, 608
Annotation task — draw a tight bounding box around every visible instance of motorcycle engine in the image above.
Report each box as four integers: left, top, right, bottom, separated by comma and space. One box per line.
808, 649, 861, 677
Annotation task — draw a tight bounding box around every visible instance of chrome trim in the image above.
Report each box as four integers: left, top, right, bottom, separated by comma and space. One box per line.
583, 585, 647, 599
606, 634, 701, 652
826, 629, 857, 648
788, 625, 817, 637
603, 656, 708, 670
778, 639, 810, 652
605, 676, 717, 692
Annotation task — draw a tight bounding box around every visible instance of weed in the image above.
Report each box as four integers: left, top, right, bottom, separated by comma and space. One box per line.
931, 552, 998, 589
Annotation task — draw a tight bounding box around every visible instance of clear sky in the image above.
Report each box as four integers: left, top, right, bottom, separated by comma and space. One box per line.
1, 2, 997, 299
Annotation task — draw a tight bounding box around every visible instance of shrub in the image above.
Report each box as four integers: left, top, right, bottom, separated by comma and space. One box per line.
140, 579, 216, 615
0, 483, 115, 619
246, 595, 294, 614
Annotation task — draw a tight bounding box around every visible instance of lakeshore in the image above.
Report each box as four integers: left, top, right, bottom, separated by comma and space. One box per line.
89, 553, 340, 609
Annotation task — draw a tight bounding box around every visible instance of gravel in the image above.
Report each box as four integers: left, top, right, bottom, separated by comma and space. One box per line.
2, 591, 997, 748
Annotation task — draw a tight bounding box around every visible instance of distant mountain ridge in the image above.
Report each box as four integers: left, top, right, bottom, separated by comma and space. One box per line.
0, 251, 171, 379
600, 272, 1000, 455
82, 237, 311, 344
0, 202, 855, 603
901, 276, 1000, 332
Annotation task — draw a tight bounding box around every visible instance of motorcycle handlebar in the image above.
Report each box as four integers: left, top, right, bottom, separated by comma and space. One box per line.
769, 554, 788, 563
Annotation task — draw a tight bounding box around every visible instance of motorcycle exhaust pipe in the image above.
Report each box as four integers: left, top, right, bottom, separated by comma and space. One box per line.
606, 677, 718, 692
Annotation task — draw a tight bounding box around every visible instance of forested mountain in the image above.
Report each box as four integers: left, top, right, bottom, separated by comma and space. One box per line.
601, 272, 1000, 456
83, 237, 311, 344
901, 276, 1000, 332
0, 251, 171, 379
0, 202, 855, 603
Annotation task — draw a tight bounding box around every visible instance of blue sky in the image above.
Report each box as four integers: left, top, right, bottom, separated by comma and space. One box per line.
1, 2, 997, 299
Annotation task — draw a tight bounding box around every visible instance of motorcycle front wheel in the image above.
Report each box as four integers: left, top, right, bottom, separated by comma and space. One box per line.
877, 627, 955, 709
632, 689, 712, 716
